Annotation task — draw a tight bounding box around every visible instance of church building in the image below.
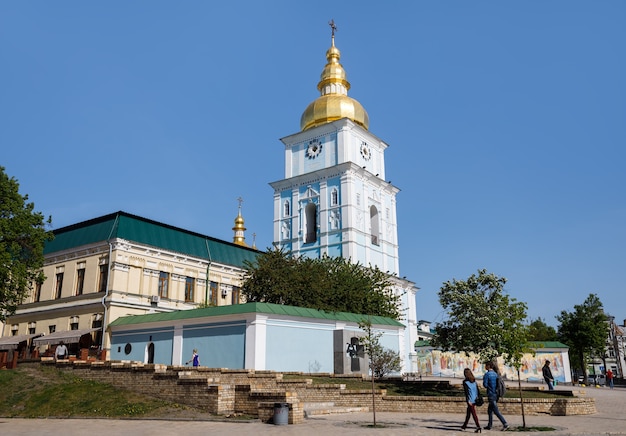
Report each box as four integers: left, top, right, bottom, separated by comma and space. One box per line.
2, 26, 419, 374
1, 209, 259, 361
270, 27, 418, 370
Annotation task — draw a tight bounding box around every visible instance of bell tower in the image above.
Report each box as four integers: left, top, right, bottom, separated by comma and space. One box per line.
271, 24, 399, 274
269, 23, 418, 372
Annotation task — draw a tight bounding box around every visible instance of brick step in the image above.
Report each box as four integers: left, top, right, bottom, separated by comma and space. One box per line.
303, 402, 336, 410
304, 403, 369, 417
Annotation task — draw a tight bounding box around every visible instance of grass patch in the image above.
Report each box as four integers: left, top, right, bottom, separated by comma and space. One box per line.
0, 365, 201, 419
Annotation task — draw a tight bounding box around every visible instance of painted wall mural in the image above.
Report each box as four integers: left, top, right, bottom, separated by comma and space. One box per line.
415, 349, 570, 383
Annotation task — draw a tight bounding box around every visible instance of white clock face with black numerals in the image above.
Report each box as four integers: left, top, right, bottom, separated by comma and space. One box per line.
306, 139, 322, 159
360, 141, 371, 161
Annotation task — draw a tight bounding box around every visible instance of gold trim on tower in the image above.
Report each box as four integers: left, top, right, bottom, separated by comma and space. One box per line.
232, 197, 248, 247
300, 21, 369, 131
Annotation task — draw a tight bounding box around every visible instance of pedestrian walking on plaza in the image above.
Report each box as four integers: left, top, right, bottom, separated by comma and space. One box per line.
483, 362, 509, 431
606, 369, 614, 389
461, 368, 482, 432
186, 349, 200, 367
542, 360, 555, 391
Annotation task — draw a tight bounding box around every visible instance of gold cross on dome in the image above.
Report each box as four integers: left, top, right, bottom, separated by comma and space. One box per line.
329, 19, 337, 37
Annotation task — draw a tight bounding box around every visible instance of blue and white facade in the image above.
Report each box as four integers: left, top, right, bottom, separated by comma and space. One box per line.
271, 119, 400, 273
270, 36, 419, 372
108, 303, 404, 374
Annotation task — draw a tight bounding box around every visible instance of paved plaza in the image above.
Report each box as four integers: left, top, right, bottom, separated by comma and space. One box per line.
1, 382, 624, 436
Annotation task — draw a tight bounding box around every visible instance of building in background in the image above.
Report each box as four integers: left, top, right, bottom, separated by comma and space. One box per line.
416, 320, 434, 342
587, 315, 626, 379
1, 210, 259, 360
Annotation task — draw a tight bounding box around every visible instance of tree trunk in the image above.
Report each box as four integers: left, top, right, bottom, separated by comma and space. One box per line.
371, 363, 377, 426
578, 351, 587, 383
517, 368, 526, 428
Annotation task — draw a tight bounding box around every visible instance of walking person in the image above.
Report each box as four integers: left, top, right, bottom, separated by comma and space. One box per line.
606, 369, 614, 389
461, 368, 482, 432
542, 360, 555, 391
186, 348, 200, 367
483, 361, 509, 431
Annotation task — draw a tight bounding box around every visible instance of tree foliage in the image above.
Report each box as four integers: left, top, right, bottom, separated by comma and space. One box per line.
242, 247, 402, 319
0, 167, 53, 321
357, 320, 402, 379
556, 293, 608, 380
527, 318, 558, 342
370, 346, 402, 379
431, 269, 530, 366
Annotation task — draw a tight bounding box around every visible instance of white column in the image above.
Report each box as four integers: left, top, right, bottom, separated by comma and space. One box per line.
172, 325, 183, 365
245, 315, 267, 370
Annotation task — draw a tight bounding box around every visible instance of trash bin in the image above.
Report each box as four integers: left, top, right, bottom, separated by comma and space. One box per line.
273, 402, 289, 425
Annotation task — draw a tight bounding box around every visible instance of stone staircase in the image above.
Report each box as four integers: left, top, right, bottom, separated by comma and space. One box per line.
303, 401, 369, 417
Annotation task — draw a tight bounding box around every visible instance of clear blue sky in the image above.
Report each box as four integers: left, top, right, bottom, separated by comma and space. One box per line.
2, 2, 624, 327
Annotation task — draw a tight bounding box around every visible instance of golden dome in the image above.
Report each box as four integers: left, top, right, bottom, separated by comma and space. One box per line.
232, 198, 247, 247
300, 35, 369, 131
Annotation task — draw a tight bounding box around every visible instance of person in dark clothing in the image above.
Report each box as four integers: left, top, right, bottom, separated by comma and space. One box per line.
542, 360, 555, 391
483, 361, 509, 431
186, 349, 200, 367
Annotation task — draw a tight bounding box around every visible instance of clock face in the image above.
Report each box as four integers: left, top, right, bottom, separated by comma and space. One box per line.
306, 139, 322, 159
360, 142, 371, 161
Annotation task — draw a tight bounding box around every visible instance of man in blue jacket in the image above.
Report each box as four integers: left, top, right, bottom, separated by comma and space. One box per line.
483, 361, 509, 431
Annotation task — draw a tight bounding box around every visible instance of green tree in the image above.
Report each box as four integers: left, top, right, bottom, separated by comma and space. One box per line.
431, 269, 529, 363
556, 293, 608, 382
527, 318, 558, 342
431, 269, 532, 427
370, 345, 402, 379
242, 247, 402, 319
0, 167, 53, 321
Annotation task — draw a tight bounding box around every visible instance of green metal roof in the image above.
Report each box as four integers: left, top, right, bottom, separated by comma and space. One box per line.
109, 302, 404, 328
528, 341, 569, 349
45, 211, 260, 268
44, 214, 118, 253
414, 340, 432, 348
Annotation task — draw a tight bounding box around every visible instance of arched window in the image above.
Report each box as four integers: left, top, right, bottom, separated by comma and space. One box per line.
305, 203, 317, 243
331, 188, 338, 206
370, 205, 380, 246
284, 200, 290, 217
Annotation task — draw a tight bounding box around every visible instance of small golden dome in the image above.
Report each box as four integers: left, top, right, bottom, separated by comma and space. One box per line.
232, 198, 247, 247
300, 35, 369, 131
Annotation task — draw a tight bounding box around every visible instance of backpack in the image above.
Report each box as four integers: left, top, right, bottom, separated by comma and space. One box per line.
496, 376, 506, 399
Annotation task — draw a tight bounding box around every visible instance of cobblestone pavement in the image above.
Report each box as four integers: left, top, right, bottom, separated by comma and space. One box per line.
1, 382, 624, 436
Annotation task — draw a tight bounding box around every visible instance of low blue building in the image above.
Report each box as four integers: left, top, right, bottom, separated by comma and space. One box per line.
109, 302, 405, 374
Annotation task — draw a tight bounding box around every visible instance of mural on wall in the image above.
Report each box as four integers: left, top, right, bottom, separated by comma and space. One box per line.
415, 349, 567, 382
